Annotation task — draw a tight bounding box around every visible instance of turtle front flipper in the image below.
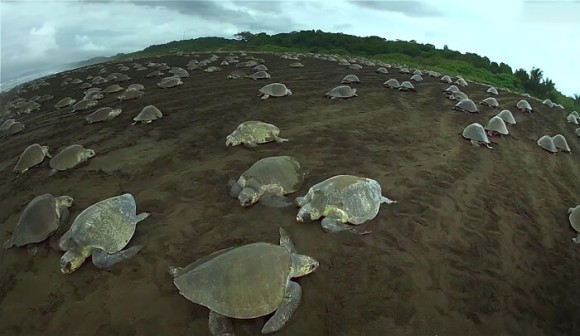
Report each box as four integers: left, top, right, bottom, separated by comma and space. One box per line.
91, 245, 143, 269
321, 217, 371, 235
244, 141, 258, 148
261, 280, 302, 334
573, 233, 580, 244
259, 195, 294, 208
209, 310, 234, 336
274, 136, 289, 143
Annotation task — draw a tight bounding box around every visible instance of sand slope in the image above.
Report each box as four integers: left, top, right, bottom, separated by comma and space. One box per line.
0, 52, 579, 336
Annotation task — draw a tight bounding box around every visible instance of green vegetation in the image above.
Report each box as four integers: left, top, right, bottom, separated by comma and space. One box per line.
107, 30, 577, 110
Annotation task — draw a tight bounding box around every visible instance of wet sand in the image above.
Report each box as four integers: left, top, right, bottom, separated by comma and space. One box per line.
0, 52, 579, 336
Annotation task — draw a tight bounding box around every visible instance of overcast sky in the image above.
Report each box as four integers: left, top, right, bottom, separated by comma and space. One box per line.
1, 0, 578, 96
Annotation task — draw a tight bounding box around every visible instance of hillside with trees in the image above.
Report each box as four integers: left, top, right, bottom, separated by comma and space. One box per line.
124, 30, 578, 110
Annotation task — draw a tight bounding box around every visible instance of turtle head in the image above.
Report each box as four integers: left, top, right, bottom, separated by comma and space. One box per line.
84, 149, 96, 159
296, 204, 320, 223
60, 249, 86, 274
290, 253, 319, 277
42, 145, 53, 158
225, 134, 241, 147
238, 187, 259, 207
56, 195, 74, 208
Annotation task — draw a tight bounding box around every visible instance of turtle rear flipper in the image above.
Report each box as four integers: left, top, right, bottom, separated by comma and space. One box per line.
209, 310, 234, 336
321, 217, 371, 235
91, 245, 142, 269
274, 136, 289, 143
259, 195, 293, 208
261, 280, 302, 334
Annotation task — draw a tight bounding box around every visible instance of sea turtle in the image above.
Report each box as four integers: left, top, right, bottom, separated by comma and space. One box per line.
169, 67, 190, 78
462, 123, 492, 149
537, 135, 557, 154
496, 110, 516, 125
126, 84, 145, 91
442, 85, 460, 94
348, 64, 362, 70
289, 62, 304, 68
169, 227, 319, 335
58, 193, 149, 274
383, 79, 400, 89
226, 121, 288, 147
449, 91, 468, 101
204, 66, 222, 73
118, 90, 144, 101
516, 99, 533, 113
484, 116, 509, 136
455, 78, 468, 87
249, 71, 271, 80
479, 97, 500, 109
487, 87, 499, 95
576, 128, 580, 138
552, 134, 571, 153
71, 99, 98, 113
568, 205, 580, 243
132, 105, 163, 125
410, 74, 423, 82
49, 144, 96, 176
253, 64, 268, 71
1, 118, 16, 131
341, 74, 360, 84
398, 81, 416, 92
295, 175, 396, 235
103, 84, 124, 94
325, 85, 358, 99
86, 107, 123, 124
83, 91, 104, 101
3, 194, 74, 252
1, 122, 25, 136
259, 83, 292, 99
376, 67, 389, 74
440, 75, 452, 84
146, 70, 164, 78
158, 77, 183, 88
399, 67, 410, 74
453, 99, 479, 113
13, 144, 52, 173
542, 99, 554, 107
566, 112, 579, 124
229, 156, 306, 208
227, 70, 247, 79
55, 97, 76, 109
413, 69, 423, 76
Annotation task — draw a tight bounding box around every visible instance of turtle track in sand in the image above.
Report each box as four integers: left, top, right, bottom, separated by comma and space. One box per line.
0, 52, 579, 336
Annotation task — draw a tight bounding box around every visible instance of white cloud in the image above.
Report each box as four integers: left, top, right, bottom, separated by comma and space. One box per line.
1, 0, 578, 96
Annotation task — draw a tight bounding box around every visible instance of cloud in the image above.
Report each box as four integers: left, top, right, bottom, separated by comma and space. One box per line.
347, 0, 443, 17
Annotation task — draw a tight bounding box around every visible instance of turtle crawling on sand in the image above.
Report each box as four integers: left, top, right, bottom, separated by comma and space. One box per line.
86, 107, 122, 124
537, 135, 557, 154
229, 155, 306, 208
226, 121, 288, 147
325, 85, 358, 99
484, 116, 509, 136
462, 123, 493, 149
3, 194, 74, 253
13, 143, 52, 173
569, 205, 580, 243
259, 83, 292, 99
552, 134, 571, 153
169, 227, 319, 335
132, 105, 163, 125
54, 97, 76, 109
59, 193, 149, 274
295, 175, 397, 235
49, 144, 96, 176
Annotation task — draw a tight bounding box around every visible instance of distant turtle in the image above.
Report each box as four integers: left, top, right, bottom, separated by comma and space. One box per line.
13, 143, 52, 173
126, 84, 145, 91
479, 97, 500, 109
132, 105, 163, 125
325, 85, 358, 99
462, 123, 492, 149
226, 121, 288, 147
249, 71, 271, 80
169, 227, 319, 335
399, 67, 410, 74
103, 84, 124, 94
55, 97, 76, 108
449, 91, 468, 101
537, 135, 557, 154
566, 112, 579, 124
253, 64, 268, 71
398, 81, 416, 92
568, 205, 580, 243
229, 155, 306, 208
1, 122, 25, 136
71, 99, 98, 112
118, 90, 144, 101
542, 99, 554, 107
0, 118, 16, 131
552, 134, 571, 153
348, 64, 362, 70
486, 87, 499, 95
204, 66, 222, 73
295, 175, 396, 234
484, 116, 509, 136
453, 99, 479, 113
410, 74, 423, 82
376, 67, 389, 74
383, 78, 400, 89
169, 67, 190, 78
440, 75, 452, 84
158, 77, 183, 88
455, 78, 468, 86
49, 144, 96, 176
442, 85, 459, 94
146, 70, 164, 78
341, 74, 360, 84
86, 107, 122, 124
259, 83, 292, 99
227, 70, 247, 79
289, 62, 304, 68
58, 193, 149, 274
3, 194, 74, 252
516, 99, 533, 113
413, 69, 423, 76
496, 110, 516, 125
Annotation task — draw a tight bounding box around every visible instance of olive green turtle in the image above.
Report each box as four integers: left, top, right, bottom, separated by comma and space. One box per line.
552, 134, 571, 153
398, 81, 416, 92
249, 70, 271, 80
383, 78, 400, 89
71, 99, 98, 113
117, 90, 144, 101
537, 135, 557, 154
132, 105, 163, 125
484, 116, 509, 136
462, 123, 493, 149
58, 193, 149, 274
226, 121, 288, 147
259, 83, 292, 99
103, 84, 124, 94
86, 107, 122, 124
295, 175, 397, 235
516, 99, 533, 113
168, 227, 319, 335
13, 143, 52, 173
341, 74, 360, 84
479, 97, 500, 109
49, 144, 96, 176
55, 97, 76, 109
229, 155, 306, 208
325, 85, 358, 99
3, 194, 74, 252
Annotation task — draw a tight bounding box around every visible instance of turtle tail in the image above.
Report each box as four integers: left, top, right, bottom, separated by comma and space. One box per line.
380, 196, 397, 205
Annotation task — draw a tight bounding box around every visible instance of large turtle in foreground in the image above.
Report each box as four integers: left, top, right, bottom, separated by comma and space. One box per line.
295, 175, 397, 235
13, 143, 52, 173
259, 83, 292, 99
462, 123, 493, 149
58, 193, 149, 274
3, 194, 74, 253
229, 156, 306, 208
226, 120, 289, 147
169, 227, 319, 335
49, 144, 96, 176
